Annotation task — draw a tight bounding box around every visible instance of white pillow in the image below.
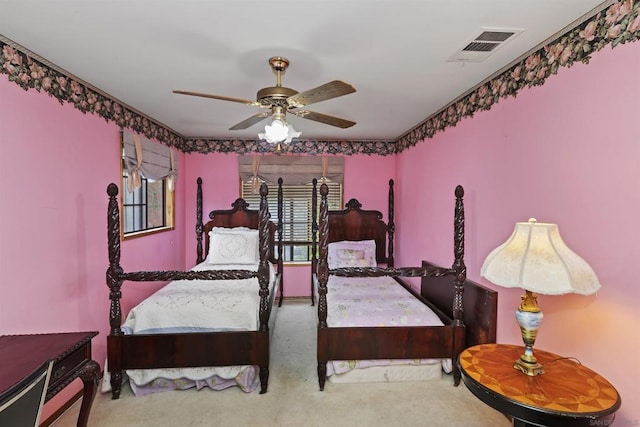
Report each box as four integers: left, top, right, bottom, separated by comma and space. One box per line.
210, 226, 253, 234
207, 228, 259, 264
328, 240, 377, 269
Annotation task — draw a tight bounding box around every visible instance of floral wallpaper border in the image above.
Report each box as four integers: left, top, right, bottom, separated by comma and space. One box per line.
395, 0, 640, 152
1, 0, 638, 157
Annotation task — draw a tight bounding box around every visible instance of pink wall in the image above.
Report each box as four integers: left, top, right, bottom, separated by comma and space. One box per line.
6, 40, 635, 422
396, 42, 640, 422
0, 77, 187, 420
182, 153, 396, 298
344, 155, 396, 215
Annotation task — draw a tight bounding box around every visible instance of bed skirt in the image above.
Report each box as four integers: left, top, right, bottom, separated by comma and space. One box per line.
102, 365, 259, 396
326, 358, 452, 384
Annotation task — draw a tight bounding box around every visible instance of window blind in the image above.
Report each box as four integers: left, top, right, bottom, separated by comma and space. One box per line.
241, 178, 342, 261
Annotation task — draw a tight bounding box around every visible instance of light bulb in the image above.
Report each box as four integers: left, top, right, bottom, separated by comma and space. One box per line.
283, 123, 301, 143
258, 119, 301, 144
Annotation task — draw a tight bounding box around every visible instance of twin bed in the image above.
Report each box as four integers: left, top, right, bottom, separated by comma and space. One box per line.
105, 176, 497, 398
312, 179, 497, 389
105, 178, 283, 398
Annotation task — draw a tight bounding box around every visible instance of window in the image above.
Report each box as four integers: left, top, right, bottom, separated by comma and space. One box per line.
121, 130, 176, 238
239, 155, 344, 263
241, 180, 342, 262
121, 173, 173, 235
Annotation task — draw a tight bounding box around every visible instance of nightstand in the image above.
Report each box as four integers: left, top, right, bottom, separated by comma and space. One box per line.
458, 343, 621, 427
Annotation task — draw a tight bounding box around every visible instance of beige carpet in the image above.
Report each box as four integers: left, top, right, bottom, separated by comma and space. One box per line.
52, 301, 510, 427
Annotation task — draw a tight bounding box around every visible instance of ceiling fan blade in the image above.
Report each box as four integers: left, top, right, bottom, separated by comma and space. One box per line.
290, 109, 356, 129
173, 90, 259, 106
229, 112, 271, 130
286, 80, 356, 108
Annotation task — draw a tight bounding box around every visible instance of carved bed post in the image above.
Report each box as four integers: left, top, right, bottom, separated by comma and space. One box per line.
258, 182, 271, 393
451, 185, 466, 386
387, 179, 395, 267
317, 183, 329, 328
196, 177, 204, 264
452, 185, 466, 326
317, 183, 329, 390
277, 178, 284, 307
258, 183, 270, 332
106, 183, 124, 398
311, 178, 318, 306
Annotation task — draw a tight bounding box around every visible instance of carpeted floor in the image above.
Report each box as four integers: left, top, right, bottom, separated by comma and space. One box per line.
52, 301, 511, 426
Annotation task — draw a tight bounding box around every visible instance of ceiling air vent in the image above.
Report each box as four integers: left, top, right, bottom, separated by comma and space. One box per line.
448, 28, 523, 62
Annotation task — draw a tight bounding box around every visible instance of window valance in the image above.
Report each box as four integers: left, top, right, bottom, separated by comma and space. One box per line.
123, 130, 177, 191
238, 155, 344, 186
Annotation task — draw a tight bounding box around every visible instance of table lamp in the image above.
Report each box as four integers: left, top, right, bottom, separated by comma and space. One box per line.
480, 218, 601, 376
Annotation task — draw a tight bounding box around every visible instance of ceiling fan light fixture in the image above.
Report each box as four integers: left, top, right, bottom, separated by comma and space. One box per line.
174, 56, 355, 137
259, 118, 301, 144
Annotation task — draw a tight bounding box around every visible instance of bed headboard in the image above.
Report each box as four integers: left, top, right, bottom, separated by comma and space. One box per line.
312, 179, 395, 268
195, 177, 280, 265
327, 199, 389, 264
421, 260, 498, 347
202, 198, 278, 264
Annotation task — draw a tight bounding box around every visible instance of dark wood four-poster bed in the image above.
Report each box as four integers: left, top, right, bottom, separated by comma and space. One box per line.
105, 178, 283, 398
312, 179, 497, 390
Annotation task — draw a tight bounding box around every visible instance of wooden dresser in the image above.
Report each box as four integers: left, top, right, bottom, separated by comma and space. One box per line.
0, 331, 100, 427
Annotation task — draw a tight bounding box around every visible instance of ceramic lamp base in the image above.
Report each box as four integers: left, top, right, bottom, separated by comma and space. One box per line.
514, 291, 544, 376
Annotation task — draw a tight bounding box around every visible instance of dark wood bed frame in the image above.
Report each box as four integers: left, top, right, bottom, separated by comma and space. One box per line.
420, 260, 497, 348
105, 178, 283, 399
314, 180, 497, 390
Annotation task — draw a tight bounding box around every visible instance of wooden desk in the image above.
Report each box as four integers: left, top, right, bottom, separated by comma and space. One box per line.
0, 332, 100, 427
459, 344, 621, 427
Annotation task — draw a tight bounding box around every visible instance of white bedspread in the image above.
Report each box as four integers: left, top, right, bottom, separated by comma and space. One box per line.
123, 261, 275, 334
325, 275, 451, 377
106, 261, 277, 395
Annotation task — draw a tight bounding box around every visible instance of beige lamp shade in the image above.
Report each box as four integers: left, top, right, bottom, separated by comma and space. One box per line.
480, 218, 601, 295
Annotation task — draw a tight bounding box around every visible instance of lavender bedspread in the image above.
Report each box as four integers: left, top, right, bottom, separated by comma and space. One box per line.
325, 275, 451, 376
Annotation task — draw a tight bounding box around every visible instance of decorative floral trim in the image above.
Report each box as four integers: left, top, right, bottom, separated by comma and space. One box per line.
181, 138, 397, 155
395, 0, 640, 152
2, 0, 638, 156
0, 42, 184, 150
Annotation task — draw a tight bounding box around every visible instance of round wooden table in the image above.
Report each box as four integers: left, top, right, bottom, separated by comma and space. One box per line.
458, 344, 621, 427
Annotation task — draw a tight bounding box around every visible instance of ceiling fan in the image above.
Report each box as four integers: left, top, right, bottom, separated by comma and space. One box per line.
173, 57, 357, 138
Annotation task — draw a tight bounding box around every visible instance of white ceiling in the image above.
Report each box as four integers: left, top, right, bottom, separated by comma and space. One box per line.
0, 0, 610, 142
